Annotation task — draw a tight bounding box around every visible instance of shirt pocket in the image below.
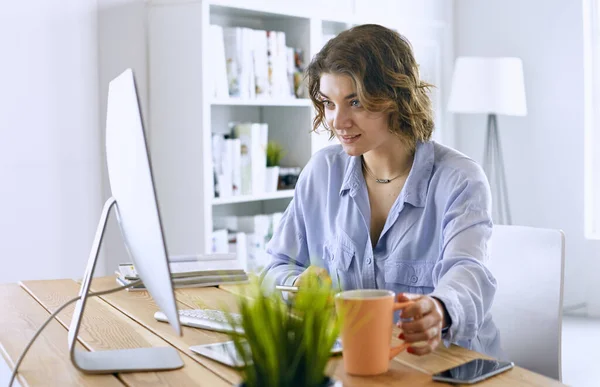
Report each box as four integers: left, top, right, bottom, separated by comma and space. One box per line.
324, 234, 358, 290
383, 261, 435, 295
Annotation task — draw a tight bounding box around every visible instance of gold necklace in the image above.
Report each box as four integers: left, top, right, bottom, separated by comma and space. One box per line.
361, 157, 406, 184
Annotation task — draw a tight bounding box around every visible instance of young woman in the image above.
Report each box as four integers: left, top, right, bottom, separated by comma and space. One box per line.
261, 24, 503, 359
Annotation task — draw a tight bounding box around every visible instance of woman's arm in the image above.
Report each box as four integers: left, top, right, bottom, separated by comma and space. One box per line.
260, 196, 310, 291
260, 154, 317, 292
429, 167, 496, 344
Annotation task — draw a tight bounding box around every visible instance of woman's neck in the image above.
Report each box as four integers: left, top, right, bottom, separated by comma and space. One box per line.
362, 140, 414, 180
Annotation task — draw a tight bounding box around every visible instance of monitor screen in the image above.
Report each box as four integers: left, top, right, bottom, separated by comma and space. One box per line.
105, 68, 181, 335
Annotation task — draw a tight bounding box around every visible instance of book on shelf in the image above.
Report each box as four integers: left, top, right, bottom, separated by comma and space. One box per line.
115, 254, 248, 291
213, 122, 268, 200
213, 212, 284, 273
233, 122, 268, 197
212, 134, 242, 198
209, 24, 229, 98
211, 228, 229, 254
211, 229, 249, 272
216, 25, 302, 99
222, 26, 256, 99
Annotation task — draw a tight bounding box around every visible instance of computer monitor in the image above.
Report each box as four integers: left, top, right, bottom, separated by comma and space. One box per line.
66, 68, 183, 373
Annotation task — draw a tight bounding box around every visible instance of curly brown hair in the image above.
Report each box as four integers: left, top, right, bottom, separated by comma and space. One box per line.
306, 24, 435, 151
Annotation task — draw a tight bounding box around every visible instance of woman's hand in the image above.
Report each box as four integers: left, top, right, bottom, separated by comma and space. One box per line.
396, 293, 449, 356
293, 265, 332, 289
288, 266, 334, 305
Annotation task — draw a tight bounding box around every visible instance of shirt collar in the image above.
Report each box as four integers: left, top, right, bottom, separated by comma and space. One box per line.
401, 141, 434, 207
339, 155, 362, 197
339, 141, 435, 207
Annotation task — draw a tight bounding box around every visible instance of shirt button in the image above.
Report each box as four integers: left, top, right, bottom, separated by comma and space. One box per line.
410, 275, 418, 283
366, 258, 372, 264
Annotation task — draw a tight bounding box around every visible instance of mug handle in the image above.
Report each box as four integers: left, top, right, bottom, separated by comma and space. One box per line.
388, 300, 414, 360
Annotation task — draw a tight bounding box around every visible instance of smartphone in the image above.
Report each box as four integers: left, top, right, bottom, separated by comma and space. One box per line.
190, 339, 343, 368
432, 358, 514, 384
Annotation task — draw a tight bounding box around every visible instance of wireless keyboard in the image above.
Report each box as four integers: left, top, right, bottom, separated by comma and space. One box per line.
154, 309, 244, 334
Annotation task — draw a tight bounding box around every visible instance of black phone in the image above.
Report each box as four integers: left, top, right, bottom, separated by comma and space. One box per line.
432, 358, 514, 384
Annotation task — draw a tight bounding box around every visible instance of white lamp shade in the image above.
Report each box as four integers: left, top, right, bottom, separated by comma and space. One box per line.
447, 57, 527, 116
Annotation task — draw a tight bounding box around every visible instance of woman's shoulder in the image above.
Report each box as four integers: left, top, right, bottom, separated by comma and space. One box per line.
311, 143, 348, 164
294, 144, 349, 197
300, 144, 349, 180
428, 142, 492, 218
431, 141, 487, 185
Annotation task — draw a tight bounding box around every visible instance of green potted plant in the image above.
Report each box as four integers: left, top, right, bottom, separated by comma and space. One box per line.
225, 274, 340, 387
265, 141, 286, 192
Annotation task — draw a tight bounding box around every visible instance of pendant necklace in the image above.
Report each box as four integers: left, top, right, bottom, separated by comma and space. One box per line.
361, 156, 406, 184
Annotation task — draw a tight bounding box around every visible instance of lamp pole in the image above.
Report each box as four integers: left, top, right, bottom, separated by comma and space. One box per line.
483, 113, 512, 225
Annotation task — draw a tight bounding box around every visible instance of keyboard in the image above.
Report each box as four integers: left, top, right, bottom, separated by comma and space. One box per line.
154, 309, 244, 334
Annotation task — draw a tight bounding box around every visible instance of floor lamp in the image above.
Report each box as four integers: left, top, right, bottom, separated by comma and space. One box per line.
447, 57, 527, 225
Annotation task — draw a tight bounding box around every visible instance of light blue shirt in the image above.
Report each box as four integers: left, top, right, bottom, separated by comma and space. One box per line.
261, 141, 504, 359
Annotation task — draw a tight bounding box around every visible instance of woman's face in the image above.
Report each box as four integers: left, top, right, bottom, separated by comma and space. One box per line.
319, 73, 393, 156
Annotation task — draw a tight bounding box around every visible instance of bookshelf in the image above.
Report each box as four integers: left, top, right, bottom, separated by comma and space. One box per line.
146, 0, 451, 263
210, 98, 313, 107
212, 189, 295, 205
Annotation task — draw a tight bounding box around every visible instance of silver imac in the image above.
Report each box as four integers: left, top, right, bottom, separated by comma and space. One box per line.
66, 68, 183, 373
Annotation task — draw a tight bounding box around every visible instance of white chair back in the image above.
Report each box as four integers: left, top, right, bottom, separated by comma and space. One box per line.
488, 225, 565, 381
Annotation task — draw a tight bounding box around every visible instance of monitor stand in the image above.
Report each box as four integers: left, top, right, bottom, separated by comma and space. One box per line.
67, 197, 184, 373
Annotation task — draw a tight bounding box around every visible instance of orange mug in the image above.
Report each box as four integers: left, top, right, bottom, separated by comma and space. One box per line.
334, 289, 412, 376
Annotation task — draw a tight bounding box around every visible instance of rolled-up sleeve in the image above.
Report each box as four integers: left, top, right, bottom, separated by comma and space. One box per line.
429, 170, 497, 345
260, 164, 312, 292
260, 197, 309, 292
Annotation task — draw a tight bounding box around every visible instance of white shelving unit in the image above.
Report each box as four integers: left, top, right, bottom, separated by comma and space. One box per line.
210, 98, 313, 107
146, 0, 450, 257
212, 189, 295, 205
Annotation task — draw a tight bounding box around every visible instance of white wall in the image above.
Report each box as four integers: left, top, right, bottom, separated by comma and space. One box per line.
454, 0, 600, 315
0, 0, 103, 283
97, 0, 149, 276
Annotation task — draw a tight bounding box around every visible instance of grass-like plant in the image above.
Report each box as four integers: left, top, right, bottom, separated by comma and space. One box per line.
266, 141, 286, 167
225, 274, 339, 387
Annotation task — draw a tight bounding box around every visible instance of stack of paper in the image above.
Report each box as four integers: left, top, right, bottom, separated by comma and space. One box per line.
115, 255, 248, 291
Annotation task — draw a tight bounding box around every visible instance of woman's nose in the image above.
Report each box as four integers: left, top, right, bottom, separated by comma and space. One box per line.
332, 107, 352, 129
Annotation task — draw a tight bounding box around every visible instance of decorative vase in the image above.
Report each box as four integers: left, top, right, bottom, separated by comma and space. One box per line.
265, 166, 280, 193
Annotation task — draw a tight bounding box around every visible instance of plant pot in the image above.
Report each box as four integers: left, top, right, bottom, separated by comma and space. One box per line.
238, 376, 341, 387
265, 166, 280, 193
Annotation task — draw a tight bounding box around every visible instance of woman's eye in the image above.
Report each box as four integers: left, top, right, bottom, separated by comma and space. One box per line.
350, 99, 361, 107
322, 100, 334, 109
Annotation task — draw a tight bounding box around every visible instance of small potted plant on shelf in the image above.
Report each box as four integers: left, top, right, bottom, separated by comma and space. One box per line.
265, 141, 286, 193
225, 274, 341, 387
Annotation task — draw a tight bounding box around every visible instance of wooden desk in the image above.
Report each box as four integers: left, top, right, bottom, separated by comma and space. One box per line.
0, 276, 565, 386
